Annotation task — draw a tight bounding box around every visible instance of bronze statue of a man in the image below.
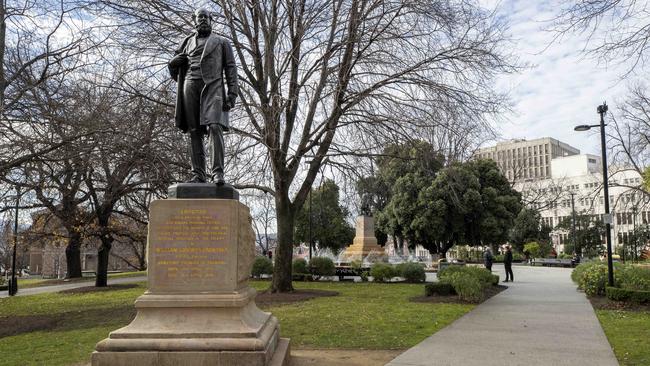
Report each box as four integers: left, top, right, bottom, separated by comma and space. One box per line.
168, 8, 238, 185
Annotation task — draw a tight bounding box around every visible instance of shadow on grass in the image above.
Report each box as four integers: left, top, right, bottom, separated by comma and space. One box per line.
0, 305, 136, 338
1, 286, 339, 339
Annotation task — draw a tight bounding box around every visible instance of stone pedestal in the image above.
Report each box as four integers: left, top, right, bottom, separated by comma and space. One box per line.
92, 199, 289, 366
342, 216, 385, 260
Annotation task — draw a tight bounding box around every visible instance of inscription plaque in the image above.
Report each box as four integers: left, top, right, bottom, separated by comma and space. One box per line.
148, 199, 240, 293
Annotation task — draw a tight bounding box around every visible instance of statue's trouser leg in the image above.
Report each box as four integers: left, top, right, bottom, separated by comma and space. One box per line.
189, 130, 206, 182
208, 123, 224, 180
183, 78, 206, 182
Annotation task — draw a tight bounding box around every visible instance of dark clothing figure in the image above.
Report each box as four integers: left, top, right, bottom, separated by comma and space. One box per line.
168, 9, 238, 184
183, 78, 225, 182
484, 249, 494, 272
504, 249, 514, 282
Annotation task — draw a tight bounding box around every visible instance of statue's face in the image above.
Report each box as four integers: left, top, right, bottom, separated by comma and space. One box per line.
194, 9, 212, 35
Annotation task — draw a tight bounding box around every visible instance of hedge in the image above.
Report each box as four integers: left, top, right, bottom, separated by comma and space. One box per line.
310, 257, 336, 278
399, 262, 426, 283
370, 263, 397, 282
424, 282, 456, 296
605, 286, 650, 303
251, 256, 273, 278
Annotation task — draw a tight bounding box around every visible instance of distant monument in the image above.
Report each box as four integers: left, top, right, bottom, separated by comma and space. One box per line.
91, 7, 289, 366
342, 216, 385, 260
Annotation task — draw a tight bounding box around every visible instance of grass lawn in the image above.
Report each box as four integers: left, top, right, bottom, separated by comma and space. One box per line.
597, 309, 650, 366
0, 280, 473, 366
17, 271, 147, 289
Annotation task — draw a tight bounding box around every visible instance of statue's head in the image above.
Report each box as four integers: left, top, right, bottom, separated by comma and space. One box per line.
194, 8, 213, 36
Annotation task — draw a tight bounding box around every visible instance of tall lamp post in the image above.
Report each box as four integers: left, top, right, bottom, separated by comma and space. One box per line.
570, 192, 578, 255
308, 188, 313, 261
632, 205, 638, 262
575, 102, 615, 287
9, 187, 20, 296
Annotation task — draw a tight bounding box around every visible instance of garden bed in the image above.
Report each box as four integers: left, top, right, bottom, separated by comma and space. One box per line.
411, 284, 507, 304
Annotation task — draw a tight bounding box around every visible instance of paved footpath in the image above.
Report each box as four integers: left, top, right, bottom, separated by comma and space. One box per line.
0, 276, 147, 298
387, 264, 619, 366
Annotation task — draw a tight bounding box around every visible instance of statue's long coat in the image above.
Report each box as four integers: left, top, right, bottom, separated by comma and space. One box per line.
169, 33, 239, 133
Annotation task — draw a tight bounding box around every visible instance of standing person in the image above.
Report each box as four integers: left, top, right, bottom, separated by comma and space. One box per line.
504, 245, 514, 282
483, 247, 494, 272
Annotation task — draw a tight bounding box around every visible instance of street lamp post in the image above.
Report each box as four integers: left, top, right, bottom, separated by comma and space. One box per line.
9, 187, 20, 296
570, 192, 578, 255
309, 188, 313, 261
633, 205, 638, 262
575, 102, 615, 287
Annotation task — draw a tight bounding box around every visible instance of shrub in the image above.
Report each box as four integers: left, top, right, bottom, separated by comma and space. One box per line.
606, 286, 650, 303
524, 242, 541, 258
251, 256, 273, 278
572, 262, 609, 296
437, 264, 466, 281
370, 263, 396, 282
494, 254, 523, 262
398, 262, 426, 283
351, 260, 369, 281
310, 256, 335, 278
616, 264, 650, 291
425, 282, 455, 296
292, 258, 308, 275
443, 272, 483, 302
292, 258, 309, 280
491, 274, 500, 285
439, 266, 495, 287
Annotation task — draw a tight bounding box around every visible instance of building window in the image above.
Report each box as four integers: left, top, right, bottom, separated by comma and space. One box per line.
588, 158, 596, 163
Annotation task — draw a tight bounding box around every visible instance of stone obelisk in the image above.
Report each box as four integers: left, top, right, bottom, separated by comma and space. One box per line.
343, 216, 385, 258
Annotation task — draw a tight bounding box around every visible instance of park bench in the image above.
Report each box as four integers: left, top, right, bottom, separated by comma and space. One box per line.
335, 266, 369, 281
531, 258, 574, 268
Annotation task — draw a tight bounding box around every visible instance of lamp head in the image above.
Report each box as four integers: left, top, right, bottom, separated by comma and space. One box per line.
574, 125, 592, 132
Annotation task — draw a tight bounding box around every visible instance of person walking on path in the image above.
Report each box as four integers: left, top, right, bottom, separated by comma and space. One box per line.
504, 245, 514, 282
483, 247, 494, 272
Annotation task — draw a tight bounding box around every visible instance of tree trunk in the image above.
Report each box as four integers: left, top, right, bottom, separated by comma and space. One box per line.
65, 233, 82, 278
96, 236, 113, 287
271, 199, 295, 293
440, 241, 454, 260
397, 236, 404, 256
0, 1, 6, 109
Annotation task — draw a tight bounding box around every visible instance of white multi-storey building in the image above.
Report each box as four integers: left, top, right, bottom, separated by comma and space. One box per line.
517, 153, 646, 253
475, 137, 580, 182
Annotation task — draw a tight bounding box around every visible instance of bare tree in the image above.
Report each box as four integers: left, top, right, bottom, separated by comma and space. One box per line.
78, 72, 183, 286
245, 192, 277, 255
609, 84, 650, 173
6, 73, 98, 278
551, 0, 650, 75
0, 1, 102, 174
93, 0, 517, 292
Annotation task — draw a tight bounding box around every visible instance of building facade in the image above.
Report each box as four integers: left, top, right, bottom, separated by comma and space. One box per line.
517, 154, 646, 254
475, 137, 580, 182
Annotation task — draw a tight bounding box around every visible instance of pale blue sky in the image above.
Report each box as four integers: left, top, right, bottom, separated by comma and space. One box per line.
483, 0, 641, 155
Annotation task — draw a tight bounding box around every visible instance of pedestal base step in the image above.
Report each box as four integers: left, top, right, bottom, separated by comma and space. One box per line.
91, 338, 290, 366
